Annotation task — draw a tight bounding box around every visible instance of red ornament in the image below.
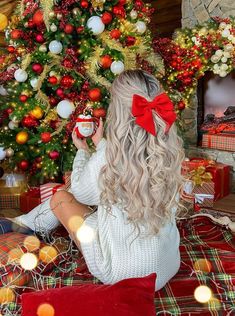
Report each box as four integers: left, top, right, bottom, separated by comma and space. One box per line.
177, 101, 186, 110
10, 29, 22, 40
62, 58, 73, 68
80, 0, 89, 8
32, 10, 44, 26
21, 116, 38, 128
64, 24, 74, 34
28, 19, 35, 28
35, 33, 45, 43
41, 132, 51, 143
126, 36, 136, 46
7, 46, 15, 53
19, 94, 28, 102
110, 29, 121, 39
6, 108, 13, 115
113, 5, 126, 17
88, 88, 102, 102
48, 151, 60, 160
60, 75, 75, 88
32, 63, 44, 74
18, 160, 29, 171
56, 88, 64, 98
119, 0, 126, 4
93, 107, 106, 118
49, 96, 58, 106
101, 12, 113, 24
48, 76, 58, 85
100, 55, 112, 69
76, 26, 84, 33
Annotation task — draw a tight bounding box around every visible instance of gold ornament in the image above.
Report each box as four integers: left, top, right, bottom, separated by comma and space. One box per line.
16, 131, 29, 145
30, 106, 44, 119
0, 14, 8, 31
72, 8, 81, 15
91, 0, 106, 10
5, 148, 14, 157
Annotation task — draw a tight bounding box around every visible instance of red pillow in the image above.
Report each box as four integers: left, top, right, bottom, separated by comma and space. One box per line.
22, 273, 156, 316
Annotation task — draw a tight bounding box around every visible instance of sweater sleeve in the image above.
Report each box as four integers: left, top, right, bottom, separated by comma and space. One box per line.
71, 138, 107, 206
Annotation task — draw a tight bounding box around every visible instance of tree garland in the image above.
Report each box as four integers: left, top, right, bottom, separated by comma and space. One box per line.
154, 17, 235, 130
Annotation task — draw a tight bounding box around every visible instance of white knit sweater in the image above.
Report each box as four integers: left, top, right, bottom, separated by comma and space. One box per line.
16, 138, 180, 290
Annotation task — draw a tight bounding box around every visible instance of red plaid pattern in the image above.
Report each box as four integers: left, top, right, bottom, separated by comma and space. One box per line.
0, 194, 20, 209
202, 133, 235, 152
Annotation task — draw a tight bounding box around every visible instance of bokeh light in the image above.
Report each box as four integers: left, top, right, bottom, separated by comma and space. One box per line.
193, 259, 212, 273
39, 246, 58, 263
20, 253, 38, 270
76, 224, 95, 244
68, 215, 84, 232
194, 285, 212, 303
37, 303, 55, 316
208, 297, 221, 310
0, 288, 15, 304
23, 235, 40, 252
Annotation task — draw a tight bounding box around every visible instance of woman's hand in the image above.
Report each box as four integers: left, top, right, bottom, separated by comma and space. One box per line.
72, 129, 89, 151
92, 118, 104, 147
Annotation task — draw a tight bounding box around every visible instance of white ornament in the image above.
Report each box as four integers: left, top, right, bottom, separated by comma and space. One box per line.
30, 78, 39, 89
56, 100, 75, 119
223, 51, 231, 58
14, 69, 28, 82
39, 45, 47, 53
49, 40, 63, 54
215, 49, 223, 57
224, 44, 233, 52
135, 21, 147, 34
130, 10, 138, 19
221, 29, 230, 38
221, 63, 229, 71
225, 24, 232, 30
110, 61, 125, 74
50, 23, 57, 32
8, 121, 18, 130
0, 148, 6, 161
219, 71, 227, 77
0, 85, 8, 96
87, 16, 105, 35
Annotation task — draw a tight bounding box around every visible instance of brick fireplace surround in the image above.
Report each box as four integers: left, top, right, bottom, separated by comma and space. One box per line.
181, 0, 235, 191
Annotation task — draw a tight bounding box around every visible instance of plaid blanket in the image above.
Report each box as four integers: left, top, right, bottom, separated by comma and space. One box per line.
1, 216, 235, 315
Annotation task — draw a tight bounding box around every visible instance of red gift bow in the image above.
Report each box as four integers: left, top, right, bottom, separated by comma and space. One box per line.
131, 92, 177, 136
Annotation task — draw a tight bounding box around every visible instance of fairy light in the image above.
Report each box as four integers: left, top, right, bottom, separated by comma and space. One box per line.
194, 285, 212, 303
68, 215, 84, 232
37, 303, 55, 316
76, 224, 95, 244
20, 253, 38, 270
39, 246, 58, 264
23, 235, 40, 252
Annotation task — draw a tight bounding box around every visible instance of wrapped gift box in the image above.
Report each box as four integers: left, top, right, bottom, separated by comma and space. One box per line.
20, 188, 41, 213
182, 158, 210, 176
0, 173, 27, 194
202, 133, 235, 152
183, 180, 214, 209
63, 171, 71, 190
0, 194, 20, 209
40, 183, 65, 203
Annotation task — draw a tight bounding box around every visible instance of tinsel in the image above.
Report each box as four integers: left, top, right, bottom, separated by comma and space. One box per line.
21, 53, 31, 70
41, 109, 58, 127
51, 120, 68, 136
40, 0, 54, 31
35, 89, 50, 112
91, 0, 106, 11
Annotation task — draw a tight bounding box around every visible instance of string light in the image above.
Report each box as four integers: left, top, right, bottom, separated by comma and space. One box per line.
194, 285, 212, 303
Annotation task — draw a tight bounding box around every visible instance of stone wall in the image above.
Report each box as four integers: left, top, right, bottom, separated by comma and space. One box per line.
182, 0, 235, 28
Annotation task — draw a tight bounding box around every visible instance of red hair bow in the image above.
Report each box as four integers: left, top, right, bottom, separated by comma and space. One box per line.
131, 92, 177, 136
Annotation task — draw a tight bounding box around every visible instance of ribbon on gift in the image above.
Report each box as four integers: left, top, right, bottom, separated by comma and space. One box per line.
189, 166, 213, 186
194, 193, 214, 204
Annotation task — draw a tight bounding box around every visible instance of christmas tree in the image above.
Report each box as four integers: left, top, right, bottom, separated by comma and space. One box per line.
0, 0, 163, 184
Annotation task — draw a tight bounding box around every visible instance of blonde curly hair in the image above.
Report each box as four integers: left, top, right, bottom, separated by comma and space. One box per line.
100, 70, 185, 235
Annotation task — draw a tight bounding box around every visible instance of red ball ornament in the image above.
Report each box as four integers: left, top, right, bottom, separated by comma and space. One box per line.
48, 151, 60, 160
32, 63, 44, 74
6, 108, 13, 115
177, 101, 186, 110
48, 76, 58, 85
88, 88, 102, 102
62, 58, 73, 68
93, 107, 106, 118
41, 132, 51, 143
60, 75, 75, 88
80, 0, 89, 8
19, 94, 28, 102
28, 19, 35, 28
35, 33, 45, 43
113, 5, 126, 17
64, 24, 74, 34
49, 96, 58, 106
10, 29, 22, 40
110, 29, 121, 39
126, 36, 136, 46
7, 46, 15, 53
56, 88, 64, 98
76, 26, 84, 33
119, 0, 126, 4
21, 115, 38, 128
101, 12, 113, 24
100, 55, 112, 69
18, 160, 29, 171
32, 10, 44, 26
